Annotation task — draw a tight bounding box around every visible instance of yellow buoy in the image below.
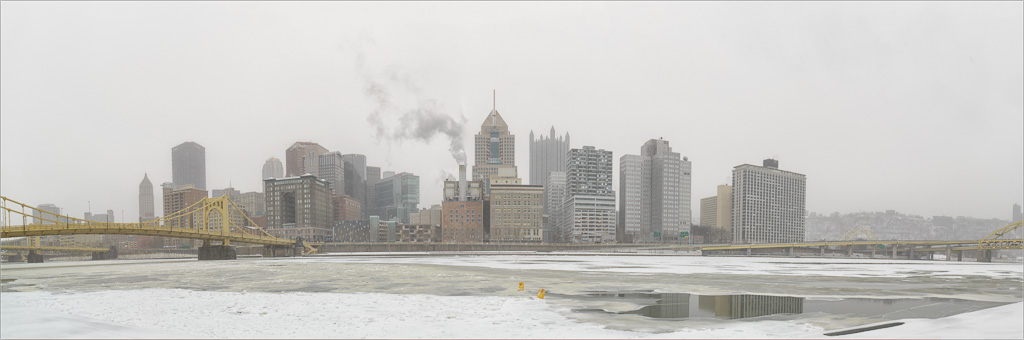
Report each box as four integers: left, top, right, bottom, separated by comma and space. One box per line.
537, 289, 546, 299
518, 282, 524, 291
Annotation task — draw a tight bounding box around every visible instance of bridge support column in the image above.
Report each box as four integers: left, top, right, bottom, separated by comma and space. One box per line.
786, 247, 794, 256
846, 246, 853, 257
946, 246, 952, 261
4, 253, 24, 262
871, 247, 877, 258
198, 245, 236, 260
91, 246, 118, 260
26, 250, 44, 263
262, 245, 295, 258
957, 250, 963, 262
978, 249, 992, 263
746, 248, 752, 256
891, 245, 897, 259
819, 246, 825, 257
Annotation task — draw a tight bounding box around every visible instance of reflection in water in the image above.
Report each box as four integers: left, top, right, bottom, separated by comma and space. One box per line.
578, 292, 1006, 321
604, 293, 803, 319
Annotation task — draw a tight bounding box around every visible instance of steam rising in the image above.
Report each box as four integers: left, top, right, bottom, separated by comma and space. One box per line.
355, 44, 467, 165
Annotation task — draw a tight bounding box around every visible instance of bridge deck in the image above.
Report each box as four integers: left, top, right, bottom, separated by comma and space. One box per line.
1, 224, 294, 246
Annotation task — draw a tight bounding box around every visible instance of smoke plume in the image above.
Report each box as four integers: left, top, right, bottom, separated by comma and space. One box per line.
354, 46, 467, 165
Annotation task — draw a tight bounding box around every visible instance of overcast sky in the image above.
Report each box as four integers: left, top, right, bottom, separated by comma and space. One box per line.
2, 2, 1021, 224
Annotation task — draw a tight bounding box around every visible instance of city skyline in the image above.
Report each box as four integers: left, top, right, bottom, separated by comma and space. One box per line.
1, 2, 1021, 224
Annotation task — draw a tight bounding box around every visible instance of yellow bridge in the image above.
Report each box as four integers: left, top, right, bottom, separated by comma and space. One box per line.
2, 195, 297, 261
699, 221, 1022, 261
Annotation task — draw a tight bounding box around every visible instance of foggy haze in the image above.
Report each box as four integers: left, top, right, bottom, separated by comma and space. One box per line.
1, 2, 1021, 223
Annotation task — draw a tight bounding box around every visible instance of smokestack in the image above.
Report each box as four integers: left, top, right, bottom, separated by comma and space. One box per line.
459, 164, 467, 201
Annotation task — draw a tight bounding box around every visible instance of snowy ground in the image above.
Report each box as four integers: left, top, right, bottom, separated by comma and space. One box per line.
2, 254, 1022, 339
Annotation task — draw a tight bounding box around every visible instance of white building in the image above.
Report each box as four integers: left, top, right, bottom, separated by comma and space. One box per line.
619, 139, 691, 243
563, 146, 616, 243
731, 159, 806, 243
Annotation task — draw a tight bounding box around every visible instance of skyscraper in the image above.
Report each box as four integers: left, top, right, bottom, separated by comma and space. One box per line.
342, 154, 367, 214
263, 157, 284, 179
619, 139, 691, 243
139, 173, 155, 222
544, 171, 567, 243
732, 159, 806, 243
1013, 203, 1022, 222
172, 142, 206, 190
285, 142, 328, 177
318, 151, 346, 196
529, 126, 570, 187
562, 146, 616, 243
365, 166, 381, 219
472, 92, 516, 195
374, 172, 420, 224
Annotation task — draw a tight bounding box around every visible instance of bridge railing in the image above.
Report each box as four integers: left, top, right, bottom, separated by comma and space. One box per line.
1, 195, 292, 246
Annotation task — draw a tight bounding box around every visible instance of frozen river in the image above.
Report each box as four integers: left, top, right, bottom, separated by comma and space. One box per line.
2, 253, 1022, 338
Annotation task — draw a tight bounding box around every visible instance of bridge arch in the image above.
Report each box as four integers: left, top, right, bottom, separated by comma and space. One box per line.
980, 221, 1023, 250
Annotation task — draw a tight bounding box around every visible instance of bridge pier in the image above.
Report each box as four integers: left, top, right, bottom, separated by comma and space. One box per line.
91, 246, 118, 260
4, 252, 24, 262
908, 245, 915, 260
958, 250, 963, 262
846, 245, 853, 257
746, 248, 752, 256
198, 245, 237, 260
871, 247, 877, 258
26, 250, 44, 263
262, 245, 297, 257
978, 249, 992, 263
891, 245, 897, 259
946, 246, 952, 261
786, 247, 794, 256
819, 246, 825, 257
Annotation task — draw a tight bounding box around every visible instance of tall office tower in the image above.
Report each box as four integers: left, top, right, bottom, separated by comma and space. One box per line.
374, 172, 420, 224
341, 154, 367, 212
472, 93, 517, 195
1014, 204, 1022, 222
364, 166, 381, 219
489, 172, 544, 243
619, 139, 691, 243
264, 174, 334, 242
529, 126, 570, 187
263, 157, 284, 179
172, 142, 206, 190
318, 151, 346, 196
162, 184, 208, 228
442, 165, 485, 243
732, 159, 806, 243
139, 173, 155, 222
563, 146, 616, 243
544, 171, 567, 243
285, 142, 328, 177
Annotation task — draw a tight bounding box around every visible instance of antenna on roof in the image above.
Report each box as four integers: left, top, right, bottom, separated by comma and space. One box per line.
493, 89, 496, 110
